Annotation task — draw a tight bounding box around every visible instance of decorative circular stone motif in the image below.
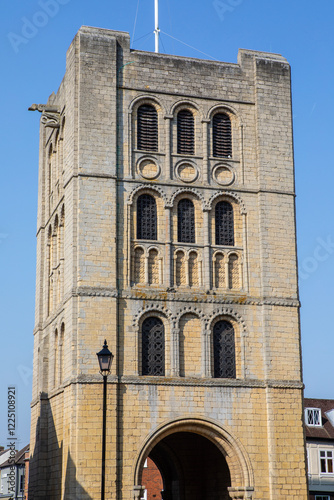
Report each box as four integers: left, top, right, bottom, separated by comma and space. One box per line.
213, 165, 235, 186
176, 162, 198, 183
138, 159, 160, 180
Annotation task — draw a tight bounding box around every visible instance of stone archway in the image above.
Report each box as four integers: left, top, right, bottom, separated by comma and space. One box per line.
133, 418, 254, 500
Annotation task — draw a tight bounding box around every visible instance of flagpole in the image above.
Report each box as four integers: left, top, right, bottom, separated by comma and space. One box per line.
154, 0, 159, 53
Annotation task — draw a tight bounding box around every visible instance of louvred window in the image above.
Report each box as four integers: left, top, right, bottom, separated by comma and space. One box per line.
213, 113, 232, 158
177, 109, 194, 155
137, 105, 158, 151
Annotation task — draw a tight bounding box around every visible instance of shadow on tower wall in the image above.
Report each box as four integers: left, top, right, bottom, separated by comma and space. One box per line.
29, 393, 92, 500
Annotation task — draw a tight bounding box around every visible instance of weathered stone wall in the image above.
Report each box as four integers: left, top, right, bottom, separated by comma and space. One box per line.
29, 26, 307, 500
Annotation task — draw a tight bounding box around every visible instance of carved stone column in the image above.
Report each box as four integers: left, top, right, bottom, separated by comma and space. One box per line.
199, 257, 203, 287
225, 254, 230, 289
228, 486, 254, 499
171, 328, 179, 377
133, 485, 145, 500
144, 249, 149, 285
203, 209, 211, 289
165, 206, 172, 287
185, 254, 190, 287
203, 328, 211, 377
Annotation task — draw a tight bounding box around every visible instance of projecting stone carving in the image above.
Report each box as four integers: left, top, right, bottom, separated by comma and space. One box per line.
28, 103, 61, 128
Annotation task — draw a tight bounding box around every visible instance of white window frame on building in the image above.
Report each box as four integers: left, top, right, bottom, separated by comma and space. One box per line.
306, 407, 322, 427
315, 496, 330, 500
319, 449, 334, 474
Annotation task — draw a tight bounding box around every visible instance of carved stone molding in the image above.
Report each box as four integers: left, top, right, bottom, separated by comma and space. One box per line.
175, 305, 207, 323
120, 376, 265, 388
262, 298, 300, 307
175, 160, 199, 184
205, 190, 247, 213
28, 103, 61, 128
74, 286, 118, 298
129, 94, 166, 114
209, 307, 247, 334
35, 374, 304, 391
137, 157, 161, 180
127, 183, 168, 206
166, 187, 206, 209
206, 102, 240, 122
212, 164, 236, 187
266, 380, 304, 390
133, 303, 174, 329
122, 289, 300, 308
228, 486, 254, 500
169, 98, 201, 117
41, 111, 61, 128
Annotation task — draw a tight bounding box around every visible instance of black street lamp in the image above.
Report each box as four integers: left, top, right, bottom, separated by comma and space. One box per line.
97, 340, 114, 500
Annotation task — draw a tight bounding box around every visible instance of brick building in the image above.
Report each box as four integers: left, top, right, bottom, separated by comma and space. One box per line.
141, 458, 163, 500
28, 26, 308, 499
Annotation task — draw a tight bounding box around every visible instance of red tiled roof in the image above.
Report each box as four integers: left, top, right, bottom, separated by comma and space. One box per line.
305, 398, 334, 440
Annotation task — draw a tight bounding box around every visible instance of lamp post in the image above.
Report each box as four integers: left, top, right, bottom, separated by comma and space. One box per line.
97, 340, 114, 500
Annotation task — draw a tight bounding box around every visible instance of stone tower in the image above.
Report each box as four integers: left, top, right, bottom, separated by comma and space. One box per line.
29, 26, 308, 500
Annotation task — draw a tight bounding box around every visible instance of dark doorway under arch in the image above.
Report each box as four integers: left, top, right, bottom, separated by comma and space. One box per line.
143, 432, 231, 500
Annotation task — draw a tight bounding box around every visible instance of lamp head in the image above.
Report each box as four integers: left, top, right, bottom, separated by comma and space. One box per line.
96, 340, 114, 376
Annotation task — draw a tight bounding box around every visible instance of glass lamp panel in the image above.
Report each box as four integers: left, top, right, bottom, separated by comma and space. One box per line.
100, 355, 110, 371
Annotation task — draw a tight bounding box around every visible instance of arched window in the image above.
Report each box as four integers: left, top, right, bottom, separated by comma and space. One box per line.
142, 317, 165, 376
137, 104, 158, 151
213, 320, 235, 378
178, 199, 195, 243
177, 110, 194, 155
137, 194, 157, 240
212, 113, 232, 158
215, 201, 234, 246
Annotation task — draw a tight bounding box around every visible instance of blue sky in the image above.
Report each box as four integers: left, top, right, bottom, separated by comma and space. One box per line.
1, 0, 334, 447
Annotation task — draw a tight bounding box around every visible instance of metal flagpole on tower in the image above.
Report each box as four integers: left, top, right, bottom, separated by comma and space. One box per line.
154, 0, 160, 53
